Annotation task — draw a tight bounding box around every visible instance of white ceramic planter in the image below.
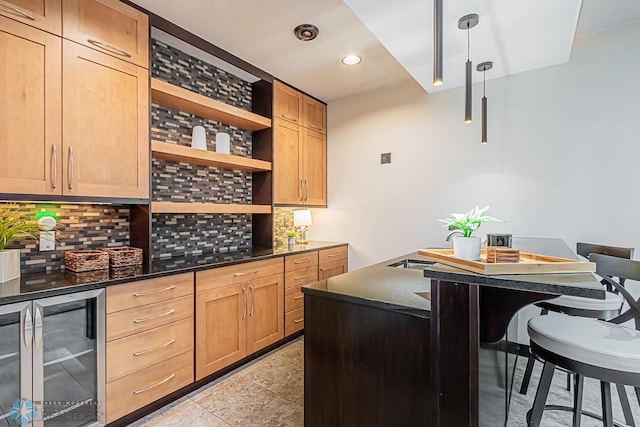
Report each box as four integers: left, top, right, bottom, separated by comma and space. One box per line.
288, 237, 296, 246
453, 236, 481, 261
0, 249, 21, 282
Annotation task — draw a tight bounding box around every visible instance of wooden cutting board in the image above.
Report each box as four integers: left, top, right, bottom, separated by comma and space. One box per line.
417, 249, 596, 275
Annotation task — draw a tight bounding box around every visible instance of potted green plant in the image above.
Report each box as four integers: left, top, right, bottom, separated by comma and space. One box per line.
437, 205, 503, 260
0, 204, 41, 282
286, 230, 297, 246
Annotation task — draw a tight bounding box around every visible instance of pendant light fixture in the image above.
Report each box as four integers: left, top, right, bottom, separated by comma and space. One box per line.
458, 14, 479, 124
477, 61, 493, 145
433, 0, 443, 86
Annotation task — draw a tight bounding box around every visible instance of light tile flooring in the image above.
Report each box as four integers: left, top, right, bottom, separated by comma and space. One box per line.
132, 338, 303, 427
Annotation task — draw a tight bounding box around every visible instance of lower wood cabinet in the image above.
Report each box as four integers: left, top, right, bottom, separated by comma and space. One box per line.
195, 258, 284, 380
105, 274, 194, 423
283, 251, 318, 336
319, 246, 348, 279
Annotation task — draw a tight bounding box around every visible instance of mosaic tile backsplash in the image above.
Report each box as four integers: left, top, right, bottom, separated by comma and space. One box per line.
150, 39, 256, 258
273, 208, 295, 248
0, 203, 130, 274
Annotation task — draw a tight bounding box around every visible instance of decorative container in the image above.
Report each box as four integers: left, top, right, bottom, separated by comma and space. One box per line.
0, 249, 21, 282
215, 132, 230, 154
452, 236, 481, 261
288, 237, 296, 246
64, 250, 109, 272
102, 246, 143, 267
191, 125, 207, 150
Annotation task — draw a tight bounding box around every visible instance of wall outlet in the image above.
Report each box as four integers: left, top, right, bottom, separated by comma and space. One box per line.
381, 153, 391, 164
40, 231, 55, 251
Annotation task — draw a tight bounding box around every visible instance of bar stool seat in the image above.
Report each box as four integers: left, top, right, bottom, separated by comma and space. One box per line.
543, 291, 623, 313
528, 315, 640, 375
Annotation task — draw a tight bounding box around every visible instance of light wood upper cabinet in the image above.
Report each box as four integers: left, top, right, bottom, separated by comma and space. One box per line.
302, 128, 327, 206
0, 0, 61, 35
274, 80, 302, 124
63, 40, 149, 199
273, 118, 302, 204
62, 0, 148, 68
0, 15, 61, 195
302, 95, 326, 134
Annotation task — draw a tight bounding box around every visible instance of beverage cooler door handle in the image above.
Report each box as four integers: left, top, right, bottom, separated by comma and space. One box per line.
24, 307, 33, 350
34, 306, 43, 348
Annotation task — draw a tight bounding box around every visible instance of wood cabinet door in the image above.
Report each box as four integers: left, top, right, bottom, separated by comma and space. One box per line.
0, 0, 60, 35
302, 128, 327, 206
303, 95, 326, 134
320, 258, 348, 280
246, 273, 284, 354
273, 118, 303, 205
274, 80, 302, 124
0, 16, 61, 195
195, 284, 246, 380
62, 40, 149, 199
62, 0, 148, 68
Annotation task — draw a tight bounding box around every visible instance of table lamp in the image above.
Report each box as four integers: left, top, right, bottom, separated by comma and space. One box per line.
293, 209, 312, 244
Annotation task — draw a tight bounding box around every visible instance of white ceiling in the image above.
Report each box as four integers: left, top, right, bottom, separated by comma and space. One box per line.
132, 0, 640, 102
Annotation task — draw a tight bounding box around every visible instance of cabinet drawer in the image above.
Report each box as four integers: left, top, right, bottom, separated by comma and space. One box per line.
196, 258, 283, 293
62, 0, 148, 68
107, 317, 193, 382
285, 306, 304, 336
320, 259, 348, 280
284, 285, 304, 312
319, 246, 347, 264
106, 350, 193, 423
285, 251, 318, 272
284, 265, 318, 288
106, 273, 193, 314
0, 0, 61, 35
107, 295, 193, 342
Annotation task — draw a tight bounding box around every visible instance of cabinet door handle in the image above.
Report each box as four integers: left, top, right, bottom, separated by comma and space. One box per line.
294, 274, 311, 280
133, 373, 175, 394
300, 180, 304, 202
34, 306, 43, 348
282, 112, 297, 122
50, 145, 57, 190
294, 258, 311, 264
242, 287, 247, 319
87, 39, 132, 58
133, 338, 175, 356
23, 308, 33, 351
233, 270, 259, 277
0, 1, 35, 20
294, 318, 304, 323
319, 267, 324, 279
133, 285, 175, 297
67, 146, 73, 190
133, 309, 176, 324
304, 180, 309, 202
249, 285, 254, 317
309, 123, 322, 131
294, 295, 304, 300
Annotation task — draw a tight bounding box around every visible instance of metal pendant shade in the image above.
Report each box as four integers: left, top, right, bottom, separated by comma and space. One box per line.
458, 14, 478, 124
477, 61, 493, 145
433, 0, 443, 86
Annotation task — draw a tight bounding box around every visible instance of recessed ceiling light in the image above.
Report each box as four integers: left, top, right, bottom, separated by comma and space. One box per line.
342, 54, 362, 66
294, 24, 319, 41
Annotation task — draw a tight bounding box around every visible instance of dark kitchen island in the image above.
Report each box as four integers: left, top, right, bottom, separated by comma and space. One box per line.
302, 237, 604, 426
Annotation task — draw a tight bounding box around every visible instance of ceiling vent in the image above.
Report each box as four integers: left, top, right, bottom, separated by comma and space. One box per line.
294, 24, 319, 41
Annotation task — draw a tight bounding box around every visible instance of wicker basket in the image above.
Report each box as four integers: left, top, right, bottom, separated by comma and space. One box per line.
103, 246, 143, 267
64, 250, 109, 272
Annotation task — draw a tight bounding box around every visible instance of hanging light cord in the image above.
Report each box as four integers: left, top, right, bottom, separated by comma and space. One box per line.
467, 24, 470, 61
483, 69, 486, 96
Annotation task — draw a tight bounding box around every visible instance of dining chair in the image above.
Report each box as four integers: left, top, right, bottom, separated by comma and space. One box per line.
526, 253, 640, 427
518, 243, 634, 395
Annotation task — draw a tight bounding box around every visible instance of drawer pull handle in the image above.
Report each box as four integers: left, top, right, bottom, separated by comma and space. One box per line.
294, 274, 311, 280
0, 2, 35, 20
327, 253, 340, 257
133, 285, 175, 297
309, 124, 322, 131
294, 258, 311, 264
234, 270, 259, 277
294, 319, 304, 323
133, 309, 176, 324
133, 338, 175, 356
133, 373, 175, 394
87, 39, 132, 58
282, 112, 297, 122
294, 295, 304, 300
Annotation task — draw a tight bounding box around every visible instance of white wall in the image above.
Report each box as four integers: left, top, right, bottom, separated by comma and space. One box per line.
310, 22, 640, 272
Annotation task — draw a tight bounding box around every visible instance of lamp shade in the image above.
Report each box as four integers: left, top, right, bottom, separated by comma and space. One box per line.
293, 209, 312, 227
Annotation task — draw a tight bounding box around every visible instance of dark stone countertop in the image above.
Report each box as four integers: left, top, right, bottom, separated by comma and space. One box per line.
0, 241, 347, 306
302, 237, 605, 319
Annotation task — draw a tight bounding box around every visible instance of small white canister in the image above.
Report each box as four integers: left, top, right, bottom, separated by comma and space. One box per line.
191, 125, 207, 150
216, 132, 231, 154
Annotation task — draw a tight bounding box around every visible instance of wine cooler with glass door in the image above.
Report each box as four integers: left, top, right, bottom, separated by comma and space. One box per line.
0, 289, 105, 427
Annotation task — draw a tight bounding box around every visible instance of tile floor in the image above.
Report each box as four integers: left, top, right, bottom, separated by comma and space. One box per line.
132, 338, 303, 427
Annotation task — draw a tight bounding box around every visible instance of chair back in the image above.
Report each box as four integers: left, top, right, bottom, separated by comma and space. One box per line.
576, 242, 634, 260
589, 253, 640, 330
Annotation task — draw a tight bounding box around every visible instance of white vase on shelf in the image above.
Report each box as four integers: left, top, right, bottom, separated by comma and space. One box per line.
216, 132, 230, 154
452, 236, 481, 261
0, 249, 21, 282
191, 125, 207, 150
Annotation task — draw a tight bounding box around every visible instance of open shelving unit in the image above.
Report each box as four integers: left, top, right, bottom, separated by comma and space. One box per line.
152, 201, 271, 214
